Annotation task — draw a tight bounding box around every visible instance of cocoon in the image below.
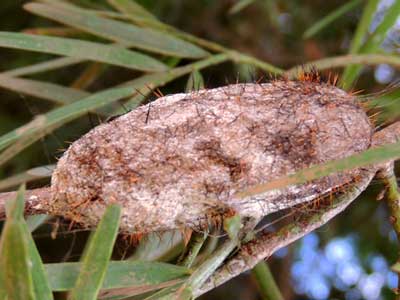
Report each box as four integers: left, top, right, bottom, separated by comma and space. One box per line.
50, 79, 373, 233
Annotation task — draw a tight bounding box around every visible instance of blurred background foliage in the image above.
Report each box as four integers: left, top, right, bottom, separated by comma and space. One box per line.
0, 0, 400, 299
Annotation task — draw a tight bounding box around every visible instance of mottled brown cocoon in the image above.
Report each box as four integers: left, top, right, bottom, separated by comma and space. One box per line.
48, 80, 373, 233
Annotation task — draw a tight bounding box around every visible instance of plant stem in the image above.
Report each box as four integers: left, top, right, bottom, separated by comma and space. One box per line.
384, 174, 400, 236
252, 261, 284, 300
195, 168, 376, 297
107, 3, 284, 75
181, 232, 208, 268
383, 172, 400, 299
285, 54, 400, 78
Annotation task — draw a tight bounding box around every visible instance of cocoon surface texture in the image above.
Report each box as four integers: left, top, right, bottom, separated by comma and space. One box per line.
51, 80, 373, 233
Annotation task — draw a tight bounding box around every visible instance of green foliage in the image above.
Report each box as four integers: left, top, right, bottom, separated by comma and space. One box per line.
46, 261, 190, 291
68, 204, 121, 300
0, 32, 167, 72
25, 2, 208, 58
251, 262, 283, 300
1, 186, 53, 300
303, 0, 363, 39
0, 74, 89, 105
0, 187, 190, 299
341, 0, 400, 88
236, 139, 400, 200
185, 70, 204, 92
223, 214, 241, 243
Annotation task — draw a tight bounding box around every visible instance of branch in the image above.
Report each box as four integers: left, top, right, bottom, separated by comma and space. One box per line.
0, 187, 51, 218
251, 261, 284, 300
381, 170, 400, 298
194, 169, 376, 297
285, 54, 400, 78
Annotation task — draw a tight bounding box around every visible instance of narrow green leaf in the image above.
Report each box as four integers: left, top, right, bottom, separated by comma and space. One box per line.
98, 278, 185, 299
229, 0, 256, 14
3, 57, 84, 77
129, 230, 184, 262
25, 2, 209, 59
346, 1, 400, 87
185, 70, 204, 92
5, 184, 25, 219
71, 62, 106, 89
26, 214, 51, 232
369, 88, 400, 122
0, 74, 89, 105
0, 185, 35, 300
172, 239, 238, 299
235, 139, 400, 199
360, 1, 400, 53
107, 0, 283, 77
21, 220, 54, 300
235, 63, 256, 82
0, 165, 55, 191
348, 0, 380, 54
38, 0, 139, 20
0, 122, 63, 168
0, 164, 54, 192
45, 261, 189, 291
340, 0, 378, 88
0, 263, 6, 300
69, 204, 121, 300
251, 262, 283, 300
181, 233, 207, 268
107, 0, 157, 21
0, 223, 35, 300
0, 54, 228, 161
142, 285, 181, 300
0, 32, 167, 72
106, 0, 172, 32
223, 215, 241, 243
2, 186, 53, 299
285, 53, 400, 78
303, 0, 362, 38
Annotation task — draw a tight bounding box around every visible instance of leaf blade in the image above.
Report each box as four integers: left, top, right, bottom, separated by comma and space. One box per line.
0, 185, 36, 300
0, 32, 167, 72
0, 74, 90, 104
0, 164, 54, 191
303, 0, 362, 38
25, 2, 209, 59
340, 0, 400, 88
45, 261, 190, 291
235, 138, 400, 199
22, 218, 54, 300
3, 56, 84, 77
185, 70, 204, 92
68, 204, 121, 300
107, 0, 157, 21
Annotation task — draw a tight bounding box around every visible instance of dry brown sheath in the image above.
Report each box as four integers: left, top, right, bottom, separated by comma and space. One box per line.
2, 79, 375, 234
